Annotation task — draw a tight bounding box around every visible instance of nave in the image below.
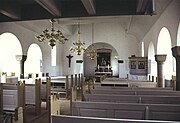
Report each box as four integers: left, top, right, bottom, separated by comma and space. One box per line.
51, 74, 180, 123
0, 71, 180, 123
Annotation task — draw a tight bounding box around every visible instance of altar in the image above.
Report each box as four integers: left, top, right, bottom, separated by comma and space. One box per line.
95, 65, 113, 77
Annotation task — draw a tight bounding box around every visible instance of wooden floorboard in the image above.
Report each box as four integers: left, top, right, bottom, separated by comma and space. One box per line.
25, 105, 49, 123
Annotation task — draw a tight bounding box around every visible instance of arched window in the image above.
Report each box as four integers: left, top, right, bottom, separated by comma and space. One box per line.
141, 41, 144, 57
177, 22, 180, 46
25, 43, 42, 77
51, 45, 56, 66
148, 42, 156, 78
157, 27, 173, 80
0, 32, 22, 76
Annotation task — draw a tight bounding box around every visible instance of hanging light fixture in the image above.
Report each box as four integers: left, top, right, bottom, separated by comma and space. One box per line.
86, 23, 97, 60
70, 21, 86, 55
36, 19, 68, 49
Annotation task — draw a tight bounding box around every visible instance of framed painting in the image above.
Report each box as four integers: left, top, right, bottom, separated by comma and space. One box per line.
97, 52, 111, 66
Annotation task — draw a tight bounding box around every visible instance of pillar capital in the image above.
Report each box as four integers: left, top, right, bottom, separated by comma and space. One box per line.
15, 55, 27, 79
172, 46, 180, 59
15, 55, 27, 62
155, 54, 167, 63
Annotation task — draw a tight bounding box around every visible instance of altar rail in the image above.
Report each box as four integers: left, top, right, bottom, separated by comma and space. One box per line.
52, 115, 177, 123
72, 101, 180, 121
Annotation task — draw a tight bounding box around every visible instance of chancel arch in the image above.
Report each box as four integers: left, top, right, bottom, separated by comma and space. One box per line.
148, 42, 156, 80
0, 32, 22, 76
157, 27, 173, 80
84, 42, 119, 77
25, 43, 42, 77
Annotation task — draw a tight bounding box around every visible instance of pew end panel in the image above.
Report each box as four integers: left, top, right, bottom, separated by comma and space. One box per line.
25, 79, 41, 116
2, 81, 25, 123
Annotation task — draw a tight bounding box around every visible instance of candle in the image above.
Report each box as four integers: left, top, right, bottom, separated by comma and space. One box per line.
108, 64, 109, 70
98, 64, 99, 70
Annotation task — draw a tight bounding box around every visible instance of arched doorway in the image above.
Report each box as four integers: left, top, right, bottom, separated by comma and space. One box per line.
157, 27, 173, 80
0, 32, 22, 77
25, 43, 42, 77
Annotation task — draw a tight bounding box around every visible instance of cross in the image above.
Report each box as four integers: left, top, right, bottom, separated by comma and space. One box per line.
66, 54, 73, 68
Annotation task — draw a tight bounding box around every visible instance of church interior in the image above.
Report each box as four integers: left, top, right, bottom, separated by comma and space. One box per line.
0, 0, 180, 123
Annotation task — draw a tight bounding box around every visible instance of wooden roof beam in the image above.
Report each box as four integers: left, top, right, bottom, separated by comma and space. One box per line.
35, 0, 61, 17
136, 0, 149, 13
81, 0, 96, 15
0, 4, 21, 20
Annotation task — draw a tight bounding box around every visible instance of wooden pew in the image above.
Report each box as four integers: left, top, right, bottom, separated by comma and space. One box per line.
101, 79, 157, 88
94, 86, 173, 91
84, 94, 180, 104
72, 101, 180, 121
52, 115, 176, 123
2, 81, 25, 122
91, 89, 180, 96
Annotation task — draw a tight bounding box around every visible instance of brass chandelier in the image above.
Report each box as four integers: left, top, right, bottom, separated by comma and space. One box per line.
70, 22, 86, 55
36, 19, 68, 49
86, 23, 97, 60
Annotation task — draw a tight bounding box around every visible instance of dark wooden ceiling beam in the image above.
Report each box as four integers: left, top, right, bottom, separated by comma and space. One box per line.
136, 0, 149, 13
0, 4, 21, 20
35, 0, 61, 17
81, 0, 96, 15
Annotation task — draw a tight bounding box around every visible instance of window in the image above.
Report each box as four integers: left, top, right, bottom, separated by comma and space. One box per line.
51, 46, 56, 66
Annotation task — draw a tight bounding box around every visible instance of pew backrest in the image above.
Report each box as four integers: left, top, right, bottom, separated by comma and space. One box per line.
84, 94, 180, 104
73, 101, 148, 119
52, 115, 177, 123
72, 101, 180, 121
91, 89, 180, 96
